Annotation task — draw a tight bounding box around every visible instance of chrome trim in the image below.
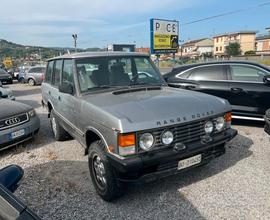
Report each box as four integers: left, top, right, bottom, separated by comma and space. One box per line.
232, 115, 265, 121
0, 113, 29, 131
175, 63, 269, 84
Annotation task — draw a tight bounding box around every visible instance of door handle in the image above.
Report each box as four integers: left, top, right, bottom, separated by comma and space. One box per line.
58, 96, 61, 101
186, 85, 197, 90
231, 87, 243, 93
48, 91, 51, 95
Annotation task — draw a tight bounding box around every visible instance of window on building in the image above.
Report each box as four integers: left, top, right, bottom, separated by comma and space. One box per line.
220, 46, 222, 51
216, 47, 219, 52
216, 38, 219, 43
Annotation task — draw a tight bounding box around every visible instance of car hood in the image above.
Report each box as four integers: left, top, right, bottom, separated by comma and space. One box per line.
81, 87, 231, 132
0, 99, 32, 119
0, 73, 11, 79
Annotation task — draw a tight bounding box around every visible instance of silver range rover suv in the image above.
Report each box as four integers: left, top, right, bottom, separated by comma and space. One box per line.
41, 52, 237, 201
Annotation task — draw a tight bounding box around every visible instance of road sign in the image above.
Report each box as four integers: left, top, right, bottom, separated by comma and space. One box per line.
150, 18, 179, 54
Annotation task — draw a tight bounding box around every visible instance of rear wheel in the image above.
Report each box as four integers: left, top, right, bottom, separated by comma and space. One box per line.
50, 110, 68, 141
88, 141, 124, 201
28, 78, 35, 86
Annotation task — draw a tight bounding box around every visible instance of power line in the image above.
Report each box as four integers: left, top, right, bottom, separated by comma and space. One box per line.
183, 1, 270, 25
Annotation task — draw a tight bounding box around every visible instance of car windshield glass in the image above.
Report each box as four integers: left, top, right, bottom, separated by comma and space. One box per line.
75, 56, 163, 93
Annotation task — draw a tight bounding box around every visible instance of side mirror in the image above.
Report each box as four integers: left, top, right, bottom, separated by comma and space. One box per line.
59, 82, 74, 95
0, 165, 24, 193
263, 75, 270, 85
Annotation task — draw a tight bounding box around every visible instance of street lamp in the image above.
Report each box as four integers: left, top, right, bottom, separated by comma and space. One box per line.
72, 34, 78, 52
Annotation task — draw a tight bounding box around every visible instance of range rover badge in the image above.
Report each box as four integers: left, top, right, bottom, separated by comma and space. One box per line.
174, 143, 186, 151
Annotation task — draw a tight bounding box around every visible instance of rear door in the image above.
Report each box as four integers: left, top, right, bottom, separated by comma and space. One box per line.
176, 64, 230, 100
227, 64, 270, 116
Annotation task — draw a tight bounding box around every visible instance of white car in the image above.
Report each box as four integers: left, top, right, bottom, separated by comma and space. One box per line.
0, 82, 15, 100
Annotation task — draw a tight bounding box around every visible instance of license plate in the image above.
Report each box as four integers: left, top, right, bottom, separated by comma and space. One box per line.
178, 154, 202, 170
10, 129, 25, 140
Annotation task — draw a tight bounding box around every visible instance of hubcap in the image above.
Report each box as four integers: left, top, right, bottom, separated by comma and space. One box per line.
29, 79, 34, 86
93, 155, 106, 188
51, 117, 57, 137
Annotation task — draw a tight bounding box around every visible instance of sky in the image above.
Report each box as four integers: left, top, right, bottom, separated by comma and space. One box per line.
0, 0, 269, 48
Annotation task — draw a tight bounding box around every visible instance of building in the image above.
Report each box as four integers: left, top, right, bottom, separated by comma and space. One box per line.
178, 38, 213, 58
135, 47, 150, 53
256, 27, 270, 55
107, 44, 135, 52
213, 31, 256, 57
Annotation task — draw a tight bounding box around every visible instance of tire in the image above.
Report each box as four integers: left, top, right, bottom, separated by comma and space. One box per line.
9, 80, 13, 84
28, 78, 35, 86
88, 141, 124, 201
50, 110, 69, 141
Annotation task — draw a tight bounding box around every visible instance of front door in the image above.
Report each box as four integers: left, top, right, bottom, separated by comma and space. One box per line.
227, 64, 270, 116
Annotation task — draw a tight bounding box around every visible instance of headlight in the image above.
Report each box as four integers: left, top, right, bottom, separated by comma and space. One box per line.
204, 121, 214, 134
139, 133, 154, 151
161, 130, 174, 145
215, 117, 225, 131
28, 109, 36, 117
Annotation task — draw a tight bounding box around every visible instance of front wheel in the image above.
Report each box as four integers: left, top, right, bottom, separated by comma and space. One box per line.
88, 141, 124, 201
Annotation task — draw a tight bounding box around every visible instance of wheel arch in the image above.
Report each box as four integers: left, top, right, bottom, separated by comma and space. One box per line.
85, 127, 109, 155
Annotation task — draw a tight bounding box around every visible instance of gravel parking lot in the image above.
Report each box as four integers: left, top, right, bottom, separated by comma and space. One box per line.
1, 82, 270, 220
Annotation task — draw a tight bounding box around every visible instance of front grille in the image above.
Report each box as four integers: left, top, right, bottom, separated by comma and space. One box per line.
153, 120, 206, 149
137, 118, 211, 152
0, 113, 29, 130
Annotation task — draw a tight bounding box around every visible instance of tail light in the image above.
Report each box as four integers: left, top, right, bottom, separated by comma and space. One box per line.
41, 73, 45, 81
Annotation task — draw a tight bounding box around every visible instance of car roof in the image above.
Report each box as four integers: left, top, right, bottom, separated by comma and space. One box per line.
172, 60, 270, 71
47, 51, 149, 61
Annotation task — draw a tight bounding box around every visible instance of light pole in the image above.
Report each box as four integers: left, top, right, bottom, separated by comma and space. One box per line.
72, 34, 78, 53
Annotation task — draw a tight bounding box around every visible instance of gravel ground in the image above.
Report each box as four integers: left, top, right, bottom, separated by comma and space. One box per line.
1, 82, 270, 220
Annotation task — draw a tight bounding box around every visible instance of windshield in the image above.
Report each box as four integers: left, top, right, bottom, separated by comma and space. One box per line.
75, 56, 164, 92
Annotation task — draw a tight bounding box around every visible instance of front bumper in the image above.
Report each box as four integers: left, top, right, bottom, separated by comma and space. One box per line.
0, 116, 40, 151
264, 116, 270, 135
107, 128, 237, 183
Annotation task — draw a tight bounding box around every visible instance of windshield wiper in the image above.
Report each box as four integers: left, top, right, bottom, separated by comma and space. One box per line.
129, 82, 165, 87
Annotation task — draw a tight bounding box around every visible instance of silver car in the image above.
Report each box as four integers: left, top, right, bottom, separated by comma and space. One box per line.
42, 52, 237, 201
0, 99, 40, 151
25, 66, 46, 86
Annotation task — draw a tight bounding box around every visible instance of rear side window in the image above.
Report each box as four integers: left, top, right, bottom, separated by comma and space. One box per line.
230, 65, 267, 82
62, 59, 74, 85
188, 65, 224, 80
45, 61, 54, 83
52, 60, 62, 87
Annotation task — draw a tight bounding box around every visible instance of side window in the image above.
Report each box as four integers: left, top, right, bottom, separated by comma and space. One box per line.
45, 61, 54, 83
177, 70, 192, 79
62, 60, 74, 85
52, 60, 62, 87
188, 65, 224, 81
230, 65, 267, 82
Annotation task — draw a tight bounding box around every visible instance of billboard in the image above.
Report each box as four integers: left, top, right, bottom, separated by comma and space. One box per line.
150, 18, 179, 54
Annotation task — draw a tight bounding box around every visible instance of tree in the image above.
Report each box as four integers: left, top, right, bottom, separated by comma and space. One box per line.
244, 50, 256, 56
225, 42, 241, 57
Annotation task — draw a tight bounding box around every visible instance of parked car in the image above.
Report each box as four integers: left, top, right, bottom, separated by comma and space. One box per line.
164, 61, 270, 120
0, 68, 13, 84
25, 66, 46, 86
0, 81, 15, 100
264, 109, 270, 135
42, 52, 237, 201
0, 165, 41, 220
18, 66, 30, 83
0, 99, 40, 151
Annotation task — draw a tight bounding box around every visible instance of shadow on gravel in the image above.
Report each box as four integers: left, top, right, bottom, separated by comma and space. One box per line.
12, 87, 41, 97
17, 134, 253, 220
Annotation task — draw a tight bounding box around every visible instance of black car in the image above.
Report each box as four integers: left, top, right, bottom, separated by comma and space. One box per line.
0, 68, 13, 84
264, 109, 270, 135
0, 165, 41, 220
164, 61, 270, 120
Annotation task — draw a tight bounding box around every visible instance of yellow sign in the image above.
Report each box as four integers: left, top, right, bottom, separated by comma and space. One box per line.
151, 19, 179, 54
3, 57, 13, 69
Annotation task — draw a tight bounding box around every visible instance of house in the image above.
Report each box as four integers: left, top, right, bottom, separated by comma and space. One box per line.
178, 38, 213, 58
256, 27, 270, 55
213, 31, 256, 57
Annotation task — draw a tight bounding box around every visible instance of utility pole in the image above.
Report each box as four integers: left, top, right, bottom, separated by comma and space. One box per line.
72, 34, 78, 53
